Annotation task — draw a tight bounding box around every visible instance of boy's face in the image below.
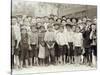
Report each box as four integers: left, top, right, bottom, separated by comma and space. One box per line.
40, 27, 45, 32
86, 21, 91, 26
62, 17, 66, 20
28, 17, 32, 22
91, 24, 96, 31
31, 18, 36, 24
62, 21, 66, 25
12, 18, 17, 25
72, 19, 76, 23
66, 19, 71, 23
72, 26, 76, 32
57, 19, 61, 23
76, 27, 80, 32
54, 16, 58, 21
17, 17, 22, 23
93, 18, 97, 24
36, 18, 41, 23
41, 18, 45, 23
21, 29, 27, 34
49, 19, 54, 23
32, 27, 37, 32
45, 17, 49, 22
59, 27, 64, 32
54, 25, 59, 30
18, 17, 23, 24
37, 22, 42, 28
23, 18, 29, 26
48, 27, 53, 31
83, 17, 87, 22
78, 19, 82, 23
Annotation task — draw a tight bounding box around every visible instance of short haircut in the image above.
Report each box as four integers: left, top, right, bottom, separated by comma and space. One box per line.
49, 18, 54, 20
65, 24, 72, 28
66, 18, 71, 21
16, 15, 22, 18
70, 17, 78, 23
44, 16, 48, 18
61, 19, 66, 23
11, 16, 17, 19
36, 17, 41, 19
62, 16, 66, 18
26, 16, 32, 18
56, 18, 62, 21
21, 27, 27, 32
40, 25, 45, 29
53, 23, 60, 26
90, 23, 96, 28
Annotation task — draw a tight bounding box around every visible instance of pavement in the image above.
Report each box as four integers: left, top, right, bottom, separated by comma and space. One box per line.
12, 64, 96, 75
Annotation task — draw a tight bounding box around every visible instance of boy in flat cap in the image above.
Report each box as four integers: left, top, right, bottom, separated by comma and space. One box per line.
29, 25, 39, 67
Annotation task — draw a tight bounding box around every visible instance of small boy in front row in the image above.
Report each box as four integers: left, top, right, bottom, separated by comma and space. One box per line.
73, 26, 83, 65
44, 24, 56, 65
56, 25, 67, 64
53, 23, 60, 64
29, 25, 38, 66
66, 24, 74, 64
38, 26, 46, 66
19, 27, 31, 68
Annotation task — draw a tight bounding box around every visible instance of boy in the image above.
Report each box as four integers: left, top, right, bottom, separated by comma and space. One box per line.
56, 18, 62, 24
90, 23, 97, 67
11, 16, 21, 69
56, 25, 68, 64
19, 27, 30, 68
17, 15, 23, 25
22, 18, 31, 35
70, 17, 78, 26
73, 26, 83, 65
31, 17, 36, 26
54, 15, 58, 22
82, 22, 92, 66
65, 24, 74, 64
44, 24, 56, 65
43, 16, 50, 31
38, 26, 46, 66
62, 16, 66, 20
29, 25, 38, 66
53, 23, 60, 64
49, 18, 54, 26
66, 18, 71, 25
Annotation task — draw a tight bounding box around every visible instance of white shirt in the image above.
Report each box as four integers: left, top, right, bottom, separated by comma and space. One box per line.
73, 32, 83, 47
56, 31, 67, 45
12, 23, 21, 41
66, 30, 74, 43
44, 31, 56, 42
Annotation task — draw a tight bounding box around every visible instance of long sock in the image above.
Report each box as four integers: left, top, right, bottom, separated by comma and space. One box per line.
29, 58, 32, 66
25, 59, 28, 68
